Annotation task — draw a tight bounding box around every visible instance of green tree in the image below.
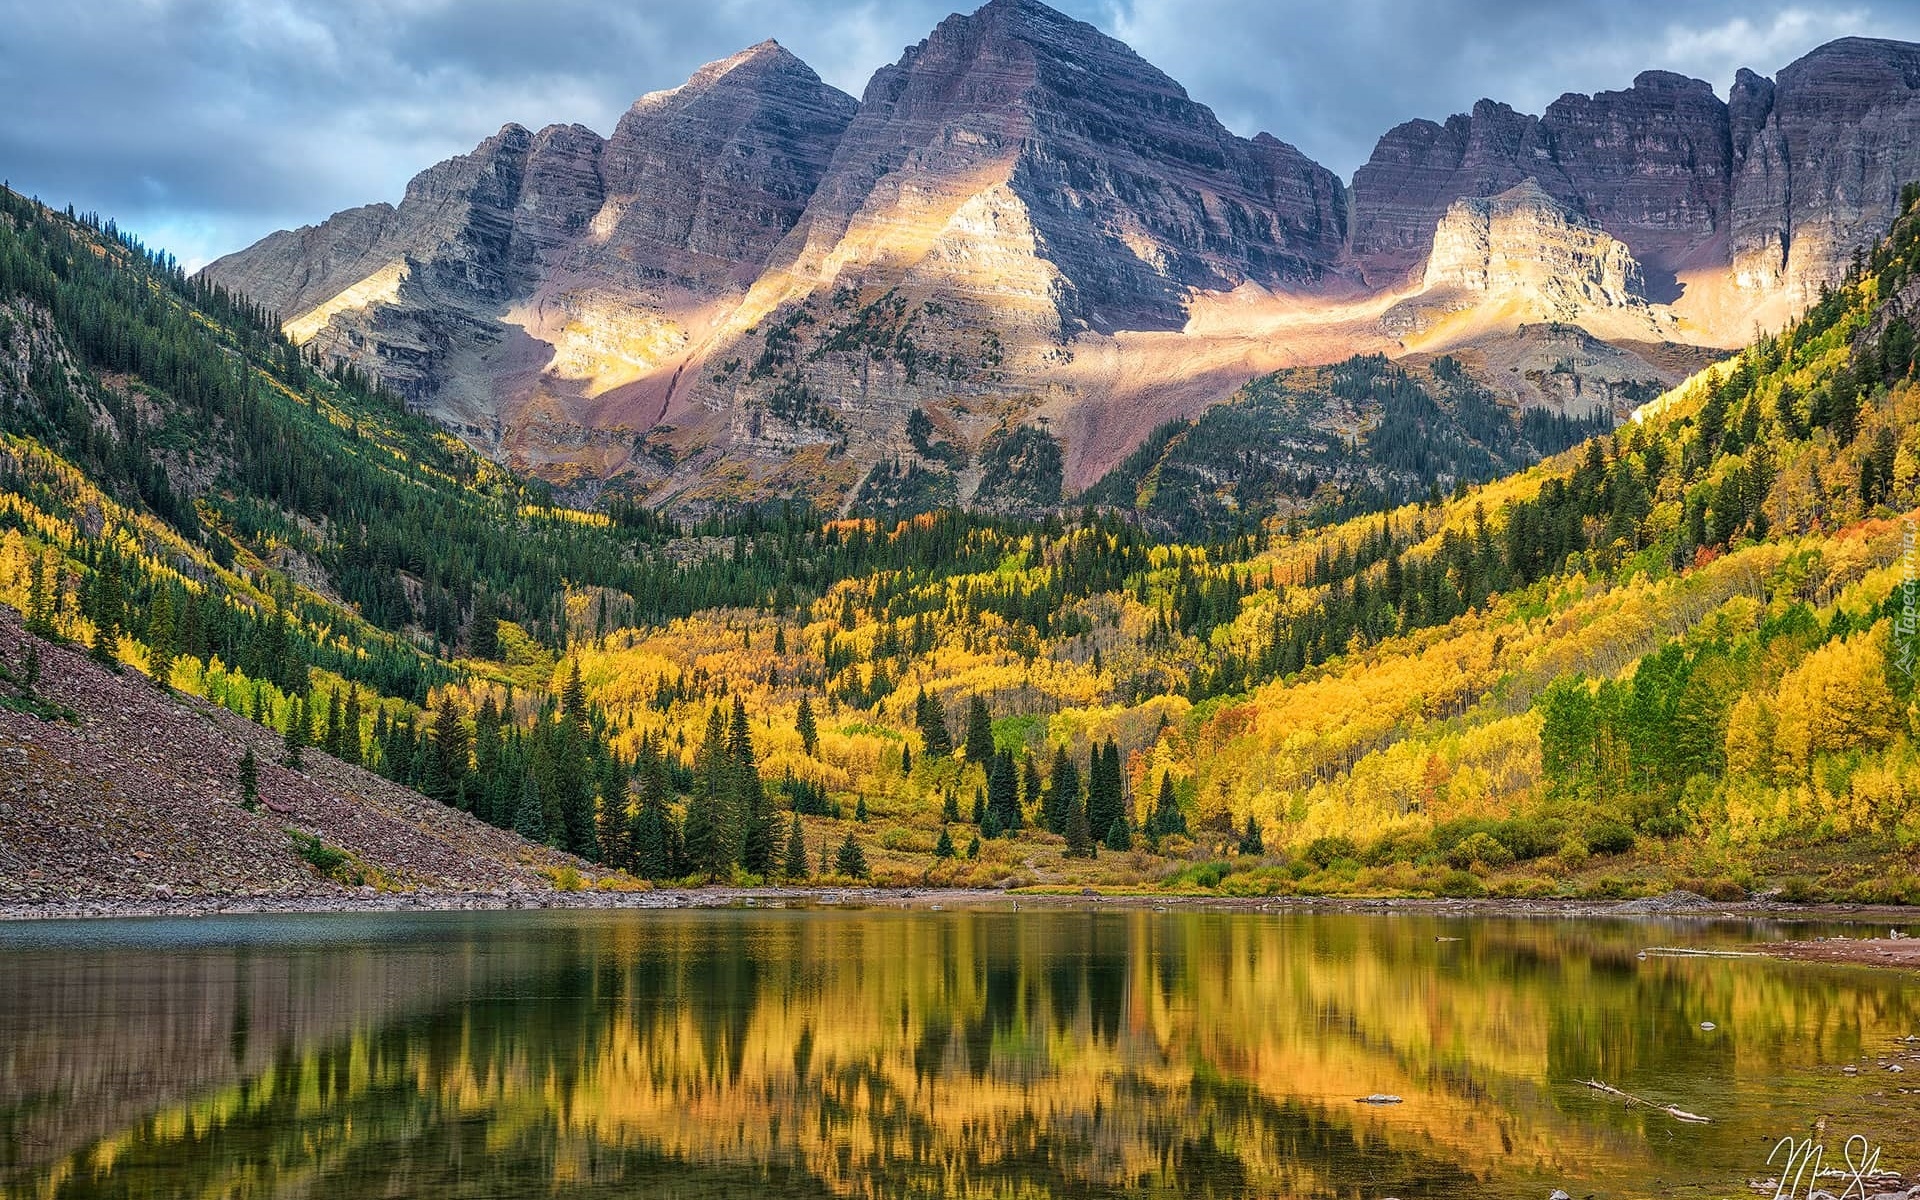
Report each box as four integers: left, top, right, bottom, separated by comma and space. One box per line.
1044, 747, 1079, 834
783, 812, 810, 879
834, 831, 869, 879
513, 771, 546, 843
934, 827, 956, 859
428, 694, 470, 808
796, 695, 819, 756
730, 695, 775, 874
915, 688, 952, 758
1145, 772, 1186, 841
1238, 814, 1265, 856
965, 695, 994, 765
988, 750, 1020, 834
238, 746, 259, 811
340, 686, 364, 766
143, 585, 175, 688
25, 552, 56, 638
283, 696, 307, 768
684, 707, 730, 878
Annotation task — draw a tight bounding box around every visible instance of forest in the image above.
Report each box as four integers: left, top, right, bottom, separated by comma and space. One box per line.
2, 180, 1919, 902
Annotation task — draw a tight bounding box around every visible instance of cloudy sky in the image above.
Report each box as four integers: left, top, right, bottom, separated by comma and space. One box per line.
4, 0, 1917, 270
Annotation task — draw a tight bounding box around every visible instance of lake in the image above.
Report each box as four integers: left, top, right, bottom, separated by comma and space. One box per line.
1, 905, 1916, 1199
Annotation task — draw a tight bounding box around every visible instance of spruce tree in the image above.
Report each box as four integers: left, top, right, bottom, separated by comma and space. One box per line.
1147, 773, 1186, 841
934, 827, 956, 859
1064, 792, 1094, 858
965, 834, 981, 860
429, 694, 469, 809
855, 795, 869, 823
834, 832, 869, 879
684, 707, 730, 878
988, 751, 1019, 834
1238, 814, 1266, 856
1104, 817, 1131, 853
796, 695, 819, 757
783, 812, 810, 880
144, 586, 174, 688
238, 746, 259, 811
283, 696, 307, 768
341, 686, 364, 766
916, 688, 953, 758
25, 552, 56, 638
942, 790, 961, 823
322, 687, 343, 756
730, 695, 774, 874
972, 788, 986, 826
513, 772, 546, 843
1045, 747, 1079, 834
965, 695, 994, 765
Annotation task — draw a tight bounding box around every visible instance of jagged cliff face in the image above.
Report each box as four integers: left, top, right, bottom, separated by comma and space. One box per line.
202, 1, 1920, 506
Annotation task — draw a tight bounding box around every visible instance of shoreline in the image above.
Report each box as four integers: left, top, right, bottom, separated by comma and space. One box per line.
5, 889, 1916, 970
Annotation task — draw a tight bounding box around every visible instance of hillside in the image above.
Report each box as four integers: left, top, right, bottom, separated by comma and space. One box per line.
202, 2, 1920, 508
5, 180, 1920, 905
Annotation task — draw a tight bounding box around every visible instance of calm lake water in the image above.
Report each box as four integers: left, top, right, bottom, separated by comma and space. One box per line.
1, 906, 1917, 1199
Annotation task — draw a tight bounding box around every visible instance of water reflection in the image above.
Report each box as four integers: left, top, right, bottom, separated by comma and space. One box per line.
1, 909, 1915, 1199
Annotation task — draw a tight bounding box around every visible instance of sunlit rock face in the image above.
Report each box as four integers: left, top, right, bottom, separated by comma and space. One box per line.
204, 42, 857, 462
1421, 181, 1645, 313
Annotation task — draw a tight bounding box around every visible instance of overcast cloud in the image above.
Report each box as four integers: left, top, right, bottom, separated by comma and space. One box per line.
3, 0, 1917, 270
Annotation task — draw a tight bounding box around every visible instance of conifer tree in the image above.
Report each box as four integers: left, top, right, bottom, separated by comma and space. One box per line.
796, 695, 819, 756
630, 735, 679, 879
144, 586, 174, 688
965, 834, 981, 860
1238, 814, 1265, 856
965, 695, 994, 764
1044, 746, 1079, 834
596, 765, 631, 870
340, 686, 364, 766
783, 812, 810, 880
834, 831, 869, 879
321, 687, 343, 756
1146, 773, 1186, 841
934, 827, 956, 859
1065, 791, 1095, 858
915, 687, 952, 758
942, 790, 961, 823
1104, 816, 1131, 853
513, 772, 546, 843
988, 751, 1020, 834
429, 694, 469, 809
730, 695, 774, 874
684, 707, 730, 878
25, 552, 56, 638
283, 696, 307, 768
238, 746, 259, 811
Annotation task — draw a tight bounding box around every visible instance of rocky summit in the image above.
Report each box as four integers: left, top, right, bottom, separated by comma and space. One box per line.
203, 1, 1920, 508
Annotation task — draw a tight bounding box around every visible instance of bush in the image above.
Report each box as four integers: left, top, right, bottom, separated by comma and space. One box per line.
1302, 835, 1357, 868
290, 831, 361, 885
1363, 829, 1433, 866
1779, 876, 1828, 904
1556, 834, 1590, 869
1446, 832, 1515, 870
1585, 822, 1635, 856
546, 865, 584, 892
1435, 869, 1486, 898
1165, 861, 1229, 890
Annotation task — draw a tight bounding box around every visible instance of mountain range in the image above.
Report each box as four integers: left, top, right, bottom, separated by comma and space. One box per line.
204, 0, 1920, 509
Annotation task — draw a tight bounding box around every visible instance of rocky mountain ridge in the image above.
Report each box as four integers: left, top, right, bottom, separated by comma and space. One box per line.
203, 2, 1920, 506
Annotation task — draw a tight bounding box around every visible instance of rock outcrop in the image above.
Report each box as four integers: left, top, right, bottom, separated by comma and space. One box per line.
1419, 181, 1646, 313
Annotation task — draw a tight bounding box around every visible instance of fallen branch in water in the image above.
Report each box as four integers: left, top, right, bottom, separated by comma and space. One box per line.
1639, 947, 1765, 959
1580, 1079, 1711, 1123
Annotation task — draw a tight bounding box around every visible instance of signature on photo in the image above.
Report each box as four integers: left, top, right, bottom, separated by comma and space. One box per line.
1754, 1134, 1900, 1200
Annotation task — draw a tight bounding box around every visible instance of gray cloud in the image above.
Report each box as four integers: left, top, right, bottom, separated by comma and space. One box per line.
2, 0, 1916, 270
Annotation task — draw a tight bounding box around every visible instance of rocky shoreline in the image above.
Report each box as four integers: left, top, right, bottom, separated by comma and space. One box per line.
4, 884, 1915, 930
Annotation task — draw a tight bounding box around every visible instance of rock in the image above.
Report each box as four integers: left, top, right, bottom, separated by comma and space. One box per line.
1355, 1093, 1403, 1104
1551, 1190, 1573, 1200
1415, 180, 1645, 313
1701, 1021, 1717, 1030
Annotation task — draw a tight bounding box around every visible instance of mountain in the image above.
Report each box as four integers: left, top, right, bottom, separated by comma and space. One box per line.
201, 8, 1920, 514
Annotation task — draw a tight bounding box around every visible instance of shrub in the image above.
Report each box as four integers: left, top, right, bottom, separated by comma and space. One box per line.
546, 865, 584, 893
1585, 822, 1635, 856
1556, 834, 1590, 869
290, 831, 361, 885
1302, 835, 1357, 868
1435, 869, 1485, 898
1165, 861, 1229, 890
1446, 832, 1515, 870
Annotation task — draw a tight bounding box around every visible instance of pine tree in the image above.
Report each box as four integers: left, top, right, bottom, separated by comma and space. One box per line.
972, 788, 985, 825
340, 686, 364, 766
942, 790, 961, 823
1044, 746, 1079, 834
88, 552, 124, 671
513, 771, 546, 843
988, 751, 1019, 834
25, 552, 56, 638
1146, 773, 1186, 841
596, 760, 632, 870
855, 795, 869, 823
629, 735, 679, 879
684, 707, 730, 878
321, 687, 343, 756
834, 832, 869, 879
1022, 758, 1042, 828
965, 834, 981, 860
143, 586, 175, 688
469, 592, 499, 660
1104, 817, 1131, 853
934, 827, 956, 858
283, 696, 307, 768
1238, 814, 1266, 856
562, 659, 588, 724
730, 695, 774, 874
916, 688, 953, 758
783, 812, 810, 880
965, 695, 994, 764
238, 746, 259, 811
796, 695, 819, 757
1064, 792, 1094, 858
981, 805, 1002, 839
429, 694, 470, 808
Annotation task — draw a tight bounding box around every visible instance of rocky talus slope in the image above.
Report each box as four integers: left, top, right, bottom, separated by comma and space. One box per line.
0, 611, 579, 902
